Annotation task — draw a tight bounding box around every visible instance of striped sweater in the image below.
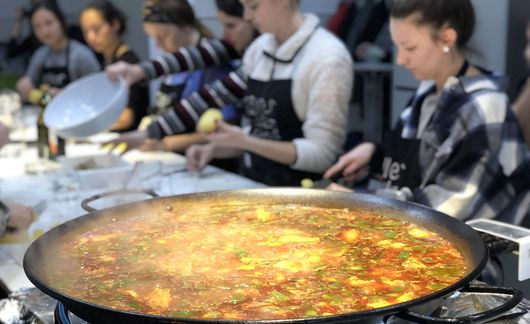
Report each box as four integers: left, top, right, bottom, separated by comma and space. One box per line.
140, 39, 240, 81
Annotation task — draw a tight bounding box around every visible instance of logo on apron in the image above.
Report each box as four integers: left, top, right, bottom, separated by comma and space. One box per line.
243, 95, 280, 140
382, 157, 407, 189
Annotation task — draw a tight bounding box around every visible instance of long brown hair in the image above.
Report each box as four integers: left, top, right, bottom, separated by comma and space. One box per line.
143, 0, 214, 38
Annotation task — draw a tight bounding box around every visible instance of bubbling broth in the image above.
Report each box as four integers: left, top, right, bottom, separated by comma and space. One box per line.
46, 203, 466, 320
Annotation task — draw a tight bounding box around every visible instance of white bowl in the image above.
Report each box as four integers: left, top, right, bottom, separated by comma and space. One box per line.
43, 72, 127, 139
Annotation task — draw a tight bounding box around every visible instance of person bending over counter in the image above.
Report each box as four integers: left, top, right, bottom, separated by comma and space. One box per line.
325, 0, 530, 224
112, 0, 258, 160
109, 0, 353, 186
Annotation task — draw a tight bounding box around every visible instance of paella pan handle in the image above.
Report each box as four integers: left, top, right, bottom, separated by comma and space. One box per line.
81, 189, 159, 212
397, 284, 523, 323
54, 302, 72, 324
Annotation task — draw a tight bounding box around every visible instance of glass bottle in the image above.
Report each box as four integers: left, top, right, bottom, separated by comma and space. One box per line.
29, 86, 52, 159
30, 85, 65, 159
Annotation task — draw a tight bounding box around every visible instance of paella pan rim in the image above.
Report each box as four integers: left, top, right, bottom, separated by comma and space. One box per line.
23, 188, 489, 323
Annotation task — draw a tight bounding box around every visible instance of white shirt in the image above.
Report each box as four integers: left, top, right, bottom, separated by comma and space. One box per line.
242, 14, 354, 173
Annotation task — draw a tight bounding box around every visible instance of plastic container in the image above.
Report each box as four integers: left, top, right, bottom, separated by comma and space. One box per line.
43, 73, 127, 138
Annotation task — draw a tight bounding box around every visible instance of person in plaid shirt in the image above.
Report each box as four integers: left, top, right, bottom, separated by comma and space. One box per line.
325, 0, 530, 224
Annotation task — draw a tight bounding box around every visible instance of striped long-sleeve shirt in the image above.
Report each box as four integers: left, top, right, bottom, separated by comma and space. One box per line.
140, 39, 240, 80
137, 38, 245, 138
146, 69, 247, 139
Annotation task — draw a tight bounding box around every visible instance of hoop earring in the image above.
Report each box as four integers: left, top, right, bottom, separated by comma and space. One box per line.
443, 46, 450, 54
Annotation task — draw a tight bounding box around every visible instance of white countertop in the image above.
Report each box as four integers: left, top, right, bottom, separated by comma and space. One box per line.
0, 141, 265, 293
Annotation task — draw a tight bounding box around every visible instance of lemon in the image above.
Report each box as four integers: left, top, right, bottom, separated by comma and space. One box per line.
28, 89, 44, 105
301, 178, 314, 188
197, 108, 223, 133
113, 142, 128, 154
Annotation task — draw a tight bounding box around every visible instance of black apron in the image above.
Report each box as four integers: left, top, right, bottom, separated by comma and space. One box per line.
37, 44, 71, 157
240, 29, 321, 187
38, 44, 71, 89
380, 61, 469, 190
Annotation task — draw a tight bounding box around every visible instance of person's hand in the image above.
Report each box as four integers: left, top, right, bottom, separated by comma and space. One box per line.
103, 130, 148, 154
186, 143, 215, 172
106, 61, 146, 87
6, 203, 33, 233
324, 142, 376, 182
326, 182, 354, 192
0, 123, 10, 148
48, 87, 61, 97
204, 120, 246, 149
139, 138, 166, 152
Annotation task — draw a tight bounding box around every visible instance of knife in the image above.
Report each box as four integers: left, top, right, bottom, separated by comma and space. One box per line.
32, 200, 48, 221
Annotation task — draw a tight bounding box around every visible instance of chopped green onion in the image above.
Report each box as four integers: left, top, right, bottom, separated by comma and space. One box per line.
397, 251, 409, 259
270, 290, 290, 302
236, 250, 248, 258
308, 215, 319, 223
305, 308, 318, 317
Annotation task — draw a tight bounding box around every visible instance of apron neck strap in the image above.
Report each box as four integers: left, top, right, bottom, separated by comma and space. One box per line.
456, 60, 469, 78
263, 26, 318, 64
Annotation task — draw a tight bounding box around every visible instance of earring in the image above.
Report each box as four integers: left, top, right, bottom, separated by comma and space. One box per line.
443, 46, 450, 53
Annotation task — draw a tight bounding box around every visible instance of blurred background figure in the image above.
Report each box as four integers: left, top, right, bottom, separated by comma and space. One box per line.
80, 0, 149, 132
327, 0, 393, 151
15, 0, 100, 102
327, 0, 392, 63
7, 0, 42, 69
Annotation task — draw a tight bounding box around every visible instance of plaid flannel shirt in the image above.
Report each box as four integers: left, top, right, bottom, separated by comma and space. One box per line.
374, 73, 530, 224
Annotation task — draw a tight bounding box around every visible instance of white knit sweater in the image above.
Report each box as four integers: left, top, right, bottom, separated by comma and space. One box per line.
242, 14, 354, 173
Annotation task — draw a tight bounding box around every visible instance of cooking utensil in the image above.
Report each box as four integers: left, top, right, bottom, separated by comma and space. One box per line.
23, 189, 522, 323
